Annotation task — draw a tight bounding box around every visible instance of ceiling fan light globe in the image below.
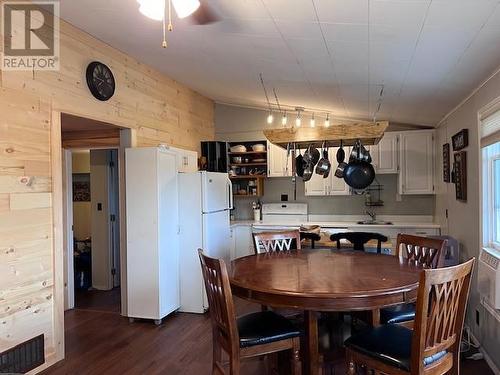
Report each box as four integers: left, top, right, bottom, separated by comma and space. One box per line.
137, 0, 165, 21
172, 0, 200, 18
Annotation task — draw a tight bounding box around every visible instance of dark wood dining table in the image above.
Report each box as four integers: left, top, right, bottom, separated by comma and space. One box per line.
229, 249, 422, 375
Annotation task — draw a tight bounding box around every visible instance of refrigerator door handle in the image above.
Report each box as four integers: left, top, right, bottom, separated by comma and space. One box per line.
227, 178, 234, 210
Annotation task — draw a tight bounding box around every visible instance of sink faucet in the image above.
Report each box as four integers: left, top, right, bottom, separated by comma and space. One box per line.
366, 210, 376, 222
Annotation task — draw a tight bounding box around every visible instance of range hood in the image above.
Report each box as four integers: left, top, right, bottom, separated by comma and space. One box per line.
263, 120, 388, 149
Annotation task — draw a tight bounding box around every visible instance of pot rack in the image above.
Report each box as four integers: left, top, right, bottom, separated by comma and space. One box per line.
263, 120, 388, 149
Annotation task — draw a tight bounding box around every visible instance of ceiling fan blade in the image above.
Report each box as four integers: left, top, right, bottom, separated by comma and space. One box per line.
190, 1, 221, 25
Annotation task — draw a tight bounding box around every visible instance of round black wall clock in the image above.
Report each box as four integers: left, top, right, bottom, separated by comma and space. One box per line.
86, 61, 115, 101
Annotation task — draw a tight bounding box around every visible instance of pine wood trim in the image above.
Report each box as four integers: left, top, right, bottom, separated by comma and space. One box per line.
50, 111, 65, 364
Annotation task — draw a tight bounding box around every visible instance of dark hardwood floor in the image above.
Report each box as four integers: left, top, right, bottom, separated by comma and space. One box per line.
42, 294, 495, 375
74, 288, 121, 313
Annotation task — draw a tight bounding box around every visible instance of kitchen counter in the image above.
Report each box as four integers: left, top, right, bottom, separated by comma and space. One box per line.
229, 218, 442, 260
230, 220, 441, 229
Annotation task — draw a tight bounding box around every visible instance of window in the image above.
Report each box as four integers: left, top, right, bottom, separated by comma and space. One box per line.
481, 106, 500, 250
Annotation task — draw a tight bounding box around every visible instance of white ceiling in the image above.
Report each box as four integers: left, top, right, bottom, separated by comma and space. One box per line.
61, 0, 500, 126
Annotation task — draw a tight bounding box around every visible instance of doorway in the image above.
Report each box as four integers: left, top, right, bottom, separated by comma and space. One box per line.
61, 114, 127, 314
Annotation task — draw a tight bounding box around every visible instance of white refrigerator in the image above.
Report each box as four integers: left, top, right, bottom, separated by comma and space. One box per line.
178, 171, 233, 313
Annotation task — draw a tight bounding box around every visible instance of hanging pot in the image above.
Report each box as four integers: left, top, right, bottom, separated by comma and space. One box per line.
295, 148, 305, 177
358, 143, 372, 163
315, 142, 331, 177
310, 147, 320, 165
323, 146, 332, 178
302, 160, 314, 182
343, 160, 375, 190
334, 140, 348, 178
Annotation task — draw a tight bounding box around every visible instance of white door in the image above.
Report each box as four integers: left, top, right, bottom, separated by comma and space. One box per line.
202, 172, 231, 212
157, 150, 180, 316
267, 141, 290, 177
399, 130, 435, 194
203, 210, 231, 263
304, 148, 328, 196
328, 147, 351, 195
370, 133, 398, 174
171, 146, 198, 173
234, 225, 254, 259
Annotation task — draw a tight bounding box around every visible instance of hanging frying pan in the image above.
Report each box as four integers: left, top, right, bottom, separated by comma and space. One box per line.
295, 148, 304, 177
334, 140, 347, 178
343, 141, 375, 189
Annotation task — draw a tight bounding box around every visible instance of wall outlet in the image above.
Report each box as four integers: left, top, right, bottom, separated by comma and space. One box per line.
281, 194, 288, 202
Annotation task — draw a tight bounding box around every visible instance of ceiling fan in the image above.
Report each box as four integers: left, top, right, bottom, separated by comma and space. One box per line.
137, 0, 220, 47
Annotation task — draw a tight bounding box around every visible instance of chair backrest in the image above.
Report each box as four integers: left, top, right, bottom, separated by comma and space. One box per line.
253, 230, 301, 254
396, 234, 446, 268
329, 232, 388, 252
410, 258, 475, 374
198, 249, 239, 354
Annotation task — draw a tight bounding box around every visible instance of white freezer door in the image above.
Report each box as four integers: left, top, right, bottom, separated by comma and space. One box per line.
202, 172, 232, 213
202, 210, 231, 310
202, 210, 231, 263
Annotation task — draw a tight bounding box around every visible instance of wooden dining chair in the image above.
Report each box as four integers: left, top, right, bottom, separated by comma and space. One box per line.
198, 249, 301, 375
329, 232, 388, 253
345, 257, 474, 375
253, 230, 301, 254
378, 234, 447, 327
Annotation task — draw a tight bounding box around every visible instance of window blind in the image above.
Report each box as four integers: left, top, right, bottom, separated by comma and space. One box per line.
481, 108, 500, 147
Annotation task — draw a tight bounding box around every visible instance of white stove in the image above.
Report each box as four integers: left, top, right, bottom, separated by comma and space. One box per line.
260, 203, 308, 224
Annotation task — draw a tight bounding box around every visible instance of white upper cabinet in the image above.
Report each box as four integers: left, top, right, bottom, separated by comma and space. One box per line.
398, 130, 435, 195
304, 153, 329, 195
328, 147, 351, 195
267, 141, 292, 177
369, 132, 399, 174
170, 146, 198, 173
304, 147, 350, 196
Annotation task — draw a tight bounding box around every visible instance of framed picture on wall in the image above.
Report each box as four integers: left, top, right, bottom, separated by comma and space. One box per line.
451, 129, 469, 151
443, 143, 451, 182
453, 151, 467, 201
73, 174, 91, 202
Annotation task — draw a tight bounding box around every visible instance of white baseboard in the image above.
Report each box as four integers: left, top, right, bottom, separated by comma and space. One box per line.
467, 327, 500, 375
480, 297, 500, 323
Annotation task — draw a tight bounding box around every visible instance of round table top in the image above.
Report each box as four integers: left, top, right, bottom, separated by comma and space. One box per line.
229, 249, 422, 311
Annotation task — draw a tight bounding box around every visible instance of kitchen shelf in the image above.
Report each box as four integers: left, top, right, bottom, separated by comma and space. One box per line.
228, 140, 267, 198
228, 151, 267, 155
229, 163, 267, 167
230, 175, 267, 179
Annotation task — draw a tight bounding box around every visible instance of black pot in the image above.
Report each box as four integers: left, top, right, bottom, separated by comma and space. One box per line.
343, 160, 375, 190
296, 152, 304, 177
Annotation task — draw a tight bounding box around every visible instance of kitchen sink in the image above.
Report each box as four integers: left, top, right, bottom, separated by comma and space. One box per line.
356, 220, 393, 225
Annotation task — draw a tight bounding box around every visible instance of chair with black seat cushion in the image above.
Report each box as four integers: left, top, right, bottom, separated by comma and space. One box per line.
345, 258, 474, 375
329, 232, 388, 253
198, 249, 301, 375
253, 230, 301, 254
379, 234, 446, 327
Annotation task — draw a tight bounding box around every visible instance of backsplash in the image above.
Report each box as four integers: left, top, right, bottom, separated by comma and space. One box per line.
232, 174, 435, 220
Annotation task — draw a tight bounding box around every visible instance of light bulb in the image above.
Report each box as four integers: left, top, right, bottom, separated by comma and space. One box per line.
137, 0, 165, 21
282, 113, 287, 126
172, 0, 200, 18
295, 115, 301, 127
324, 114, 330, 128
310, 114, 315, 128
267, 112, 274, 124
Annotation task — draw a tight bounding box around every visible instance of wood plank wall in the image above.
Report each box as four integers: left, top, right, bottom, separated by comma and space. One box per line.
0, 8, 214, 372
